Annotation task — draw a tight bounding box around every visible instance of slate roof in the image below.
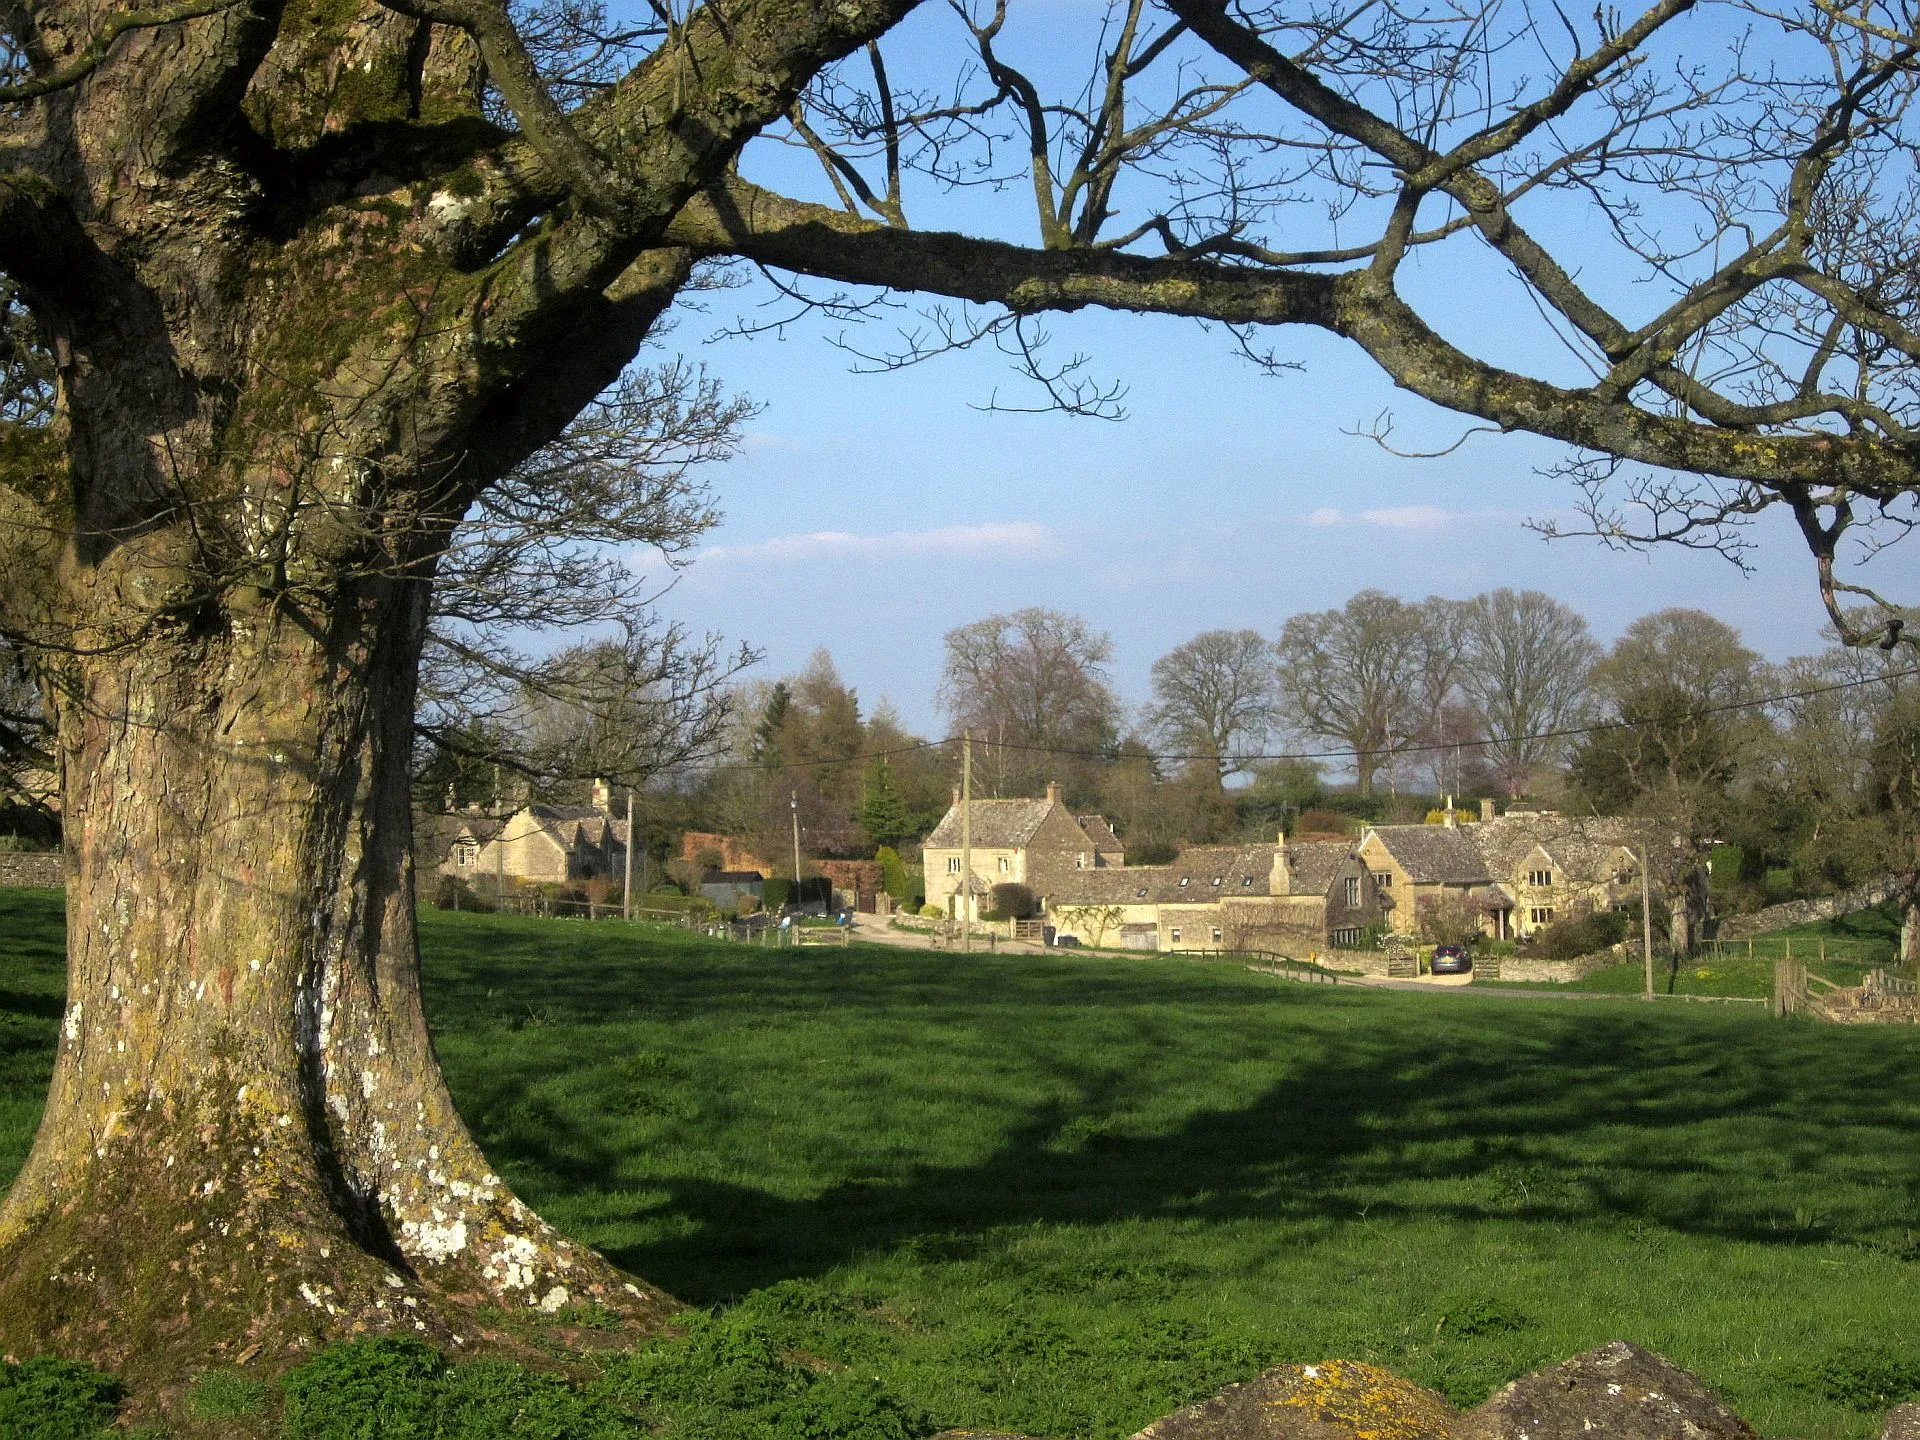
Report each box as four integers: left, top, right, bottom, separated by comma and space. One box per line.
924, 798, 1057, 849
1075, 814, 1124, 852
1048, 845, 1279, 906
702, 870, 764, 884
1282, 839, 1356, 896
1365, 825, 1495, 884
1473, 814, 1648, 883
520, 803, 628, 850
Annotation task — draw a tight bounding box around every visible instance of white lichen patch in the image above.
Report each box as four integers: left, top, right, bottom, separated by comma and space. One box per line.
401, 1216, 468, 1261
536, 1286, 570, 1313
481, 1233, 543, 1291
64, 1002, 82, 1043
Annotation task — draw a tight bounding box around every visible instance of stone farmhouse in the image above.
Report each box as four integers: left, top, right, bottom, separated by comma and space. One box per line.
921, 786, 1665, 953
1047, 837, 1384, 952
423, 778, 629, 887
1355, 803, 1652, 941
922, 781, 1129, 920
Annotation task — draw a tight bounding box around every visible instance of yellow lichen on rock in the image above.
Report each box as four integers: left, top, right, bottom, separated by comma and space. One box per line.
1267, 1361, 1458, 1440
1130, 1359, 1459, 1439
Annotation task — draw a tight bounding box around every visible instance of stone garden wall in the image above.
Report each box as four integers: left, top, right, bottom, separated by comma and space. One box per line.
0, 851, 62, 887
1717, 876, 1898, 939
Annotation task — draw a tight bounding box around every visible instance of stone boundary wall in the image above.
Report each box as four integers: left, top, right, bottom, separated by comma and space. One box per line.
0, 851, 63, 887
1495, 951, 1619, 984
1717, 877, 1899, 939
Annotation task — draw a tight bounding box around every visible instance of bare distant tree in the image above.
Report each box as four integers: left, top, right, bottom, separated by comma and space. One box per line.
938, 608, 1120, 799
1459, 590, 1603, 798
1572, 609, 1770, 948
1146, 629, 1281, 784
1274, 592, 1463, 793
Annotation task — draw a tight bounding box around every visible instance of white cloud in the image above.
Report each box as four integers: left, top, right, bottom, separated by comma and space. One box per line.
1358, 504, 1455, 530
698, 520, 1057, 565
1305, 505, 1461, 530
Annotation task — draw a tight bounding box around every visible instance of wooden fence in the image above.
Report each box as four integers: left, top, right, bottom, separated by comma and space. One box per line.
1166, 948, 1341, 985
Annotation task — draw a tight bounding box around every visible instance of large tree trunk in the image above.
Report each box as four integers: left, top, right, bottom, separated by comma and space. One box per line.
0, 571, 672, 1369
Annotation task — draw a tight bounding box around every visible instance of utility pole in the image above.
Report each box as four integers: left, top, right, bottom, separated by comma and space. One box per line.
493, 762, 505, 912
961, 730, 972, 954
1640, 842, 1655, 1002
791, 790, 803, 918
622, 789, 634, 921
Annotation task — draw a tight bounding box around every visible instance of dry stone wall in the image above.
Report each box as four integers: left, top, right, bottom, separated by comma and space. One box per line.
0, 851, 62, 887
1717, 877, 1899, 939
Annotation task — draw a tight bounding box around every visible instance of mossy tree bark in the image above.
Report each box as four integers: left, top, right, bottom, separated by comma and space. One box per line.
0, 0, 921, 1368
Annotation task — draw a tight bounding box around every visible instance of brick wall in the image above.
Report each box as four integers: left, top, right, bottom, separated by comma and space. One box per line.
0, 851, 64, 887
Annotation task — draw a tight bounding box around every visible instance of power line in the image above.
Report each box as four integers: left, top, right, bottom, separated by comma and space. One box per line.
671, 662, 1920, 776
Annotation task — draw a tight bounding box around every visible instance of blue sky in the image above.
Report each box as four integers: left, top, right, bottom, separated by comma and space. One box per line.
631, 0, 1919, 737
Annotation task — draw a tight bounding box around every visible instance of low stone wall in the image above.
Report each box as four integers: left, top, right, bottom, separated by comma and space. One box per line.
1718, 877, 1899, 939
1494, 950, 1620, 984
0, 851, 63, 887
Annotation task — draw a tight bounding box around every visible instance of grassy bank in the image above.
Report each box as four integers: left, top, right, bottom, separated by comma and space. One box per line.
1490, 901, 1908, 999
6, 890, 1920, 1436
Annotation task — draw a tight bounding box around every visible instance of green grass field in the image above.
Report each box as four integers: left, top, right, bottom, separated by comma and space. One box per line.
7, 887, 1920, 1437
1493, 902, 1909, 1000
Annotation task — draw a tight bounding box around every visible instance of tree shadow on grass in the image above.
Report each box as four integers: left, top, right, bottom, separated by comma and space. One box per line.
417, 916, 1920, 1302
530, 1002, 1920, 1302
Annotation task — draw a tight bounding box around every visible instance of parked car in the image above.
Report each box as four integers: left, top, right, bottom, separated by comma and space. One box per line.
1430, 944, 1472, 975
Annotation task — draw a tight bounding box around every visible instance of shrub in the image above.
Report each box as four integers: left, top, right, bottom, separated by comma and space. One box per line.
763, 876, 791, 911
1294, 808, 1355, 837
984, 882, 1037, 920
1529, 908, 1629, 960
919, 903, 942, 918
0, 1356, 123, 1440
282, 1336, 444, 1439
603, 1308, 926, 1440
430, 874, 490, 912
281, 1336, 641, 1440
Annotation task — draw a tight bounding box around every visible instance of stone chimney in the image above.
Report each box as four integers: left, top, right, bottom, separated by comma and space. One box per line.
952, 785, 962, 808
590, 776, 611, 811
1480, 797, 1496, 823
1044, 780, 1063, 807
1444, 795, 1456, 829
1271, 829, 1292, 894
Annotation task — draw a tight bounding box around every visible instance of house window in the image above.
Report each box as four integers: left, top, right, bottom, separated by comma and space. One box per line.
454, 840, 477, 868
1344, 876, 1360, 908
1076, 853, 1087, 869
1136, 887, 1149, 898
1528, 869, 1552, 887
1210, 876, 1222, 887
1170, 927, 1182, 944
1178, 876, 1190, 888
1242, 876, 1254, 887
1210, 926, 1222, 944
1377, 872, 1391, 887
1332, 927, 1361, 947
997, 857, 1011, 873
947, 857, 961, 874
1530, 907, 1555, 926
